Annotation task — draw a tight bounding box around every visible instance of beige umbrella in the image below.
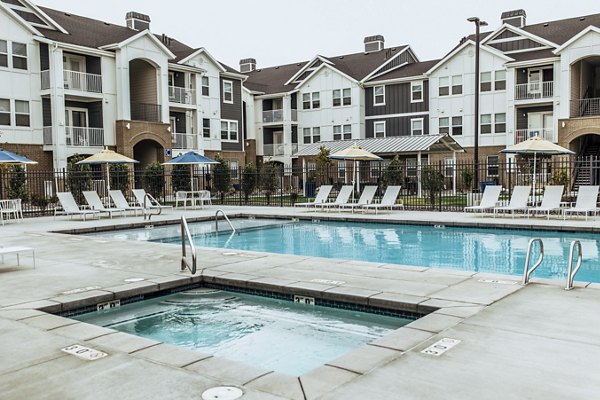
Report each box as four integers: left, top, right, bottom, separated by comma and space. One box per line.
500, 136, 574, 191
76, 148, 139, 191
328, 144, 383, 201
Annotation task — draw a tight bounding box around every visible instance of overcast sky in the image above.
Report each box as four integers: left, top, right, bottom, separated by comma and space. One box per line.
38, 0, 598, 69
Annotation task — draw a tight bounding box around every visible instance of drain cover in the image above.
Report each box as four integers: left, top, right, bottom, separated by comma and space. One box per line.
201, 386, 243, 400
124, 278, 145, 283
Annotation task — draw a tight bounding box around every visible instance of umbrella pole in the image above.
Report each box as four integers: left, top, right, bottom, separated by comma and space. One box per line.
106, 163, 110, 194
532, 152, 537, 204
353, 161, 357, 202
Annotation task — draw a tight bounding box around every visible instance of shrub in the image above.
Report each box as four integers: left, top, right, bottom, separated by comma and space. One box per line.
422, 166, 445, 209
142, 162, 164, 198
109, 164, 130, 192
241, 162, 257, 203
213, 155, 231, 202
260, 162, 281, 205
67, 154, 93, 203
171, 164, 191, 192
8, 165, 28, 200
381, 155, 403, 188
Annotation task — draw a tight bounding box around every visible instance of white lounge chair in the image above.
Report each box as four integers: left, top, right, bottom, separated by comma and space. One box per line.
362, 186, 403, 214
464, 185, 502, 215
295, 185, 333, 208
563, 185, 599, 221
528, 185, 564, 219
320, 185, 354, 210
132, 189, 172, 212
82, 191, 124, 219
0, 199, 23, 225
338, 185, 378, 213
108, 190, 144, 216
493, 186, 531, 218
55, 192, 101, 221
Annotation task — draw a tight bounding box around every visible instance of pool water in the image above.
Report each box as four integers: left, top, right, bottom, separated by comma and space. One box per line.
74, 289, 409, 375
90, 219, 600, 282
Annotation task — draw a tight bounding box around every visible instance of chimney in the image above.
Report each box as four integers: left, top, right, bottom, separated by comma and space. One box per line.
126, 11, 151, 31
501, 9, 526, 28
239, 58, 257, 73
364, 35, 385, 52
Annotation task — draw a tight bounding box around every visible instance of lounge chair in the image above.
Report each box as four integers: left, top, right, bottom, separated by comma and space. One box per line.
493, 186, 531, 218
320, 185, 354, 210
108, 190, 144, 216
0, 199, 23, 225
295, 185, 333, 208
338, 185, 378, 213
82, 191, 124, 219
528, 185, 564, 219
132, 189, 173, 212
362, 186, 403, 214
55, 192, 101, 221
464, 185, 502, 215
563, 185, 599, 221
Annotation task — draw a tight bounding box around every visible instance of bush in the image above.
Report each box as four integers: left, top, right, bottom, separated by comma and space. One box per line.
213, 155, 231, 202
171, 164, 191, 192
381, 155, 403, 188
109, 164, 130, 192
241, 162, 257, 203
67, 154, 93, 203
422, 166, 445, 209
260, 162, 281, 205
142, 162, 164, 198
8, 165, 28, 200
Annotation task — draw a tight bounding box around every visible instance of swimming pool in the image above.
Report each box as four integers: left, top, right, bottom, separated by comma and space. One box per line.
74, 288, 410, 375
90, 219, 600, 283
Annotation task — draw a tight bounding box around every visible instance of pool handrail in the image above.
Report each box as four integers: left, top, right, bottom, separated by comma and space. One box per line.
180, 216, 197, 275
215, 209, 236, 234
522, 238, 544, 285
565, 240, 582, 291
143, 193, 162, 221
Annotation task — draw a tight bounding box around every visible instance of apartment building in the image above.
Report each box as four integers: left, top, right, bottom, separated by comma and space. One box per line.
0, 0, 245, 171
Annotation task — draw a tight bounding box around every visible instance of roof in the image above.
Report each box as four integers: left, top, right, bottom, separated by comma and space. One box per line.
522, 13, 600, 45
505, 49, 557, 63
366, 59, 440, 82
294, 135, 464, 157
244, 45, 410, 94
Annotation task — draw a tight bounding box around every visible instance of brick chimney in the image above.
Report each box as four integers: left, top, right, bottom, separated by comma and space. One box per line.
239, 58, 257, 73
364, 35, 385, 52
126, 11, 150, 31
501, 9, 526, 28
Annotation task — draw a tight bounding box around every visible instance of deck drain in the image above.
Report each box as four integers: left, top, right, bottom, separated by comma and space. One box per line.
201, 386, 243, 400
421, 338, 461, 356
222, 252, 238, 256
124, 278, 145, 283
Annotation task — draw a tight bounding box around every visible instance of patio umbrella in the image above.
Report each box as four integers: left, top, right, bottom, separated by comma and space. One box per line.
500, 136, 574, 193
162, 151, 219, 191
328, 144, 383, 201
76, 148, 139, 191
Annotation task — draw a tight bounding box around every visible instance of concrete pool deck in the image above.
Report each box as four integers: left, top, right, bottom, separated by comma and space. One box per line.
1, 206, 599, 399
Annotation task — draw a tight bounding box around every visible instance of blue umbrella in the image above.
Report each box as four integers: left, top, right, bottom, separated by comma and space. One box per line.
0, 149, 38, 164
163, 151, 219, 191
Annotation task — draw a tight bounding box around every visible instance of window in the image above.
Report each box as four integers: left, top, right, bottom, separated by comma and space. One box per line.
439, 117, 449, 134
411, 81, 423, 102
303, 127, 320, 144
333, 90, 341, 107
480, 114, 492, 134
228, 160, 239, 177
303, 127, 311, 144
337, 160, 346, 179
451, 75, 462, 95
222, 80, 233, 103
411, 118, 424, 135
374, 121, 385, 138
0, 99, 9, 125
312, 127, 320, 142
202, 118, 210, 138
374, 85, 385, 105
495, 113, 506, 133
480, 72, 492, 92
407, 158, 417, 177
15, 100, 29, 127
487, 155, 499, 177
220, 120, 238, 141
439, 77, 449, 96
302, 92, 320, 109
333, 124, 352, 140
444, 158, 454, 177
0, 40, 7, 68
12, 42, 27, 70
332, 88, 351, 107
201, 76, 209, 96
494, 70, 506, 91
342, 88, 351, 106
451, 116, 462, 136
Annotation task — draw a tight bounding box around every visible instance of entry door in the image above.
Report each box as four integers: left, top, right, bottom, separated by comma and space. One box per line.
274, 131, 284, 155
528, 70, 541, 94
63, 55, 85, 90
65, 108, 88, 146
543, 113, 554, 141
528, 113, 543, 139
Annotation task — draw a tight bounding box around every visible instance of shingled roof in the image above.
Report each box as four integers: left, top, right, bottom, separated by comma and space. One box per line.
522, 13, 600, 45
366, 59, 440, 83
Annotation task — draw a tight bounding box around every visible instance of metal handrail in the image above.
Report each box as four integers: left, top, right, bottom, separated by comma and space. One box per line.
522, 238, 544, 285
180, 216, 197, 274
143, 193, 162, 221
565, 240, 583, 291
215, 209, 236, 234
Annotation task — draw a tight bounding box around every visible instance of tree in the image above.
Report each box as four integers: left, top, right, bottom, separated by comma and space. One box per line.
8, 165, 28, 200
461, 168, 474, 192
171, 164, 191, 192
241, 162, 257, 204
67, 154, 93, 203
213, 155, 231, 203
315, 146, 333, 186
421, 166, 445, 209
109, 163, 130, 192
381, 155, 403, 189
142, 162, 164, 198
260, 162, 280, 205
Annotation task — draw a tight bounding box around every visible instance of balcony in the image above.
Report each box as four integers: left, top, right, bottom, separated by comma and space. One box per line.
131, 102, 161, 122
41, 70, 102, 93
514, 81, 553, 101
172, 132, 198, 150
168, 86, 196, 105
262, 109, 298, 124
264, 143, 298, 156
515, 128, 554, 144
570, 98, 600, 118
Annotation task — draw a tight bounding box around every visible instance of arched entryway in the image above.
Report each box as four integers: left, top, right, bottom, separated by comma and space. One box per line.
133, 139, 165, 169
129, 59, 160, 122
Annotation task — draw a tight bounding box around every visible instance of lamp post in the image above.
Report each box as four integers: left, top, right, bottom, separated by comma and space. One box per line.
467, 17, 488, 192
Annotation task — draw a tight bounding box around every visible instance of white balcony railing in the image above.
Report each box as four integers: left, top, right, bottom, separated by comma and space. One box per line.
262, 109, 283, 123
172, 132, 198, 149
63, 70, 102, 93
66, 126, 104, 147
41, 70, 51, 90
168, 86, 196, 105
515, 128, 555, 144
43, 126, 53, 145
264, 143, 298, 156
514, 81, 553, 100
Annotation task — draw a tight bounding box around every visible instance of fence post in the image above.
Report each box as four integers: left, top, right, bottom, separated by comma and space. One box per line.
438, 160, 443, 212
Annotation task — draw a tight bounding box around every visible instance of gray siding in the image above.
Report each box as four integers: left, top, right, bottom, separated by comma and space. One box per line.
365, 115, 429, 138
372, 50, 417, 76
515, 105, 553, 129
220, 77, 243, 151
42, 97, 51, 126
365, 80, 429, 116
86, 56, 101, 75
39, 43, 49, 71
489, 38, 544, 52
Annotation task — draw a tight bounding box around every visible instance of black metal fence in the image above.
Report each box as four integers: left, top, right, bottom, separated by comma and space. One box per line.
2, 156, 599, 218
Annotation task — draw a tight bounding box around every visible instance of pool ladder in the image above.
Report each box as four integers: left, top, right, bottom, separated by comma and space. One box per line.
521, 238, 583, 290
180, 216, 197, 275
215, 209, 236, 234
